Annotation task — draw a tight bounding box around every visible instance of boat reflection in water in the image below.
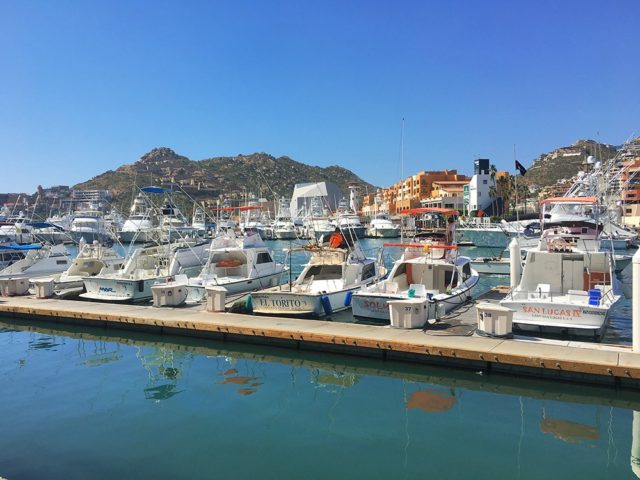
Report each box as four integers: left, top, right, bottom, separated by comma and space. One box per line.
540, 417, 599, 444
406, 389, 457, 413
1, 317, 640, 479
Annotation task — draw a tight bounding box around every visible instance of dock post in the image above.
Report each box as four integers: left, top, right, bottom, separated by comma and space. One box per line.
633, 411, 640, 478
634, 249, 640, 353
509, 238, 521, 289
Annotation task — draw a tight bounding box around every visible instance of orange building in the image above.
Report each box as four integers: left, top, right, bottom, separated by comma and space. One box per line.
382, 170, 468, 214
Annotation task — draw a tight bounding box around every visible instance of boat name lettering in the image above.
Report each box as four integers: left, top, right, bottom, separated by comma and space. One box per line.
99, 287, 115, 293
257, 297, 304, 309
522, 306, 582, 318
363, 299, 387, 311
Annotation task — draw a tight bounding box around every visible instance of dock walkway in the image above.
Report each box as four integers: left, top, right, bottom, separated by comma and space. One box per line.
0, 295, 639, 389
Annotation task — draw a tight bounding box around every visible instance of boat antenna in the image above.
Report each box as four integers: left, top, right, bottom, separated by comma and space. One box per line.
514, 144, 520, 224
400, 117, 405, 181
288, 239, 293, 288
400, 118, 405, 244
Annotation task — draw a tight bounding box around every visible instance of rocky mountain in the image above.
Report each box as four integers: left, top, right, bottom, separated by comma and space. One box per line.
74, 148, 376, 209
521, 139, 619, 190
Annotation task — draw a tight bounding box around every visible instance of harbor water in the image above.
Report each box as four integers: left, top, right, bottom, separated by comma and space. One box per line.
1, 317, 638, 479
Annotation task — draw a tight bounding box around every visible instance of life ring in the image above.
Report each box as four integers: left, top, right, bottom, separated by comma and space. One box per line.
216, 259, 242, 268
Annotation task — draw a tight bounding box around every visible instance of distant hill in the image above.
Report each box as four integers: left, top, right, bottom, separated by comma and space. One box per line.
521, 139, 619, 189
74, 148, 377, 209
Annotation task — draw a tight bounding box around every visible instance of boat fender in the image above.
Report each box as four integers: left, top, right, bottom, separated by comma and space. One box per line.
344, 291, 353, 306
245, 294, 253, 312
321, 295, 333, 316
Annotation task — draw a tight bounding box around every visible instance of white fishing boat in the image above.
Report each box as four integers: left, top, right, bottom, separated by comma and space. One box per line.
367, 214, 400, 238
119, 192, 157, 243
48, 240, 125, 298
273, 197, 297, 240
304, 217, 335, 242
179, 231, 286, 303
69, 206, 113, 244
251, 238, 379, 317
352, 210, 478, 322
0, 243, 71, 280
0, 243, 40, 270
81, 240, 208, 303
158, 201, 199, 241
500, 197, 621, 338
238, 205, 268, 240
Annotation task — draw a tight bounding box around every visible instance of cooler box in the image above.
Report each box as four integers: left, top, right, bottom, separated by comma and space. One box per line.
588, 288, 602, 306
388, 298, 428, 328
4, 278, 30, 296
476, 302, 514, 337
206, 286, 227, 312
151, 283, 187, 307
34, 278, 55, 299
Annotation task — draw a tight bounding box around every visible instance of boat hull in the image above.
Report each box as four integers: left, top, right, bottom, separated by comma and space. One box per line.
81, 277, 162, 303
367, 227, 400, 238
186, 270, 284, 302
499, 298, 613, 334
251, 286, 359, 317
352, 275, 478, 321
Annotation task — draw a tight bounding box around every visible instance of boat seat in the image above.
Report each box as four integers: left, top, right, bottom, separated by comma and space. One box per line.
528, 283, 551, 300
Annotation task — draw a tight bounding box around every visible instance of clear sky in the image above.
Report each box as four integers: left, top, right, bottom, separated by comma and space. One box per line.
1, 0, 638, 193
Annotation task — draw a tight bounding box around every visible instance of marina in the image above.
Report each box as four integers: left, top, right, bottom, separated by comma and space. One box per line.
3, 3, 640, 477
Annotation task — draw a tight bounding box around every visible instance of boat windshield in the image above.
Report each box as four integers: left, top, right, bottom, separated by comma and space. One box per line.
304, 264, 342, 280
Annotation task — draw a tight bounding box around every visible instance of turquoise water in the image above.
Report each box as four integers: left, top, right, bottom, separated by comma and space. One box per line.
0, 317, 638, 480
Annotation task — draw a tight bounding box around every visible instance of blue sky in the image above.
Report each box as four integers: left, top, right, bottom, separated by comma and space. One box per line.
1, 0, 638, 193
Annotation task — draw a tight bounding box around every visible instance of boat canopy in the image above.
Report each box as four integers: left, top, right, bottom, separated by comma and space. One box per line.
141, 186, 170, 194
540, 196, 598, 206
402, 207, 459, 216
0, 243, 42, 250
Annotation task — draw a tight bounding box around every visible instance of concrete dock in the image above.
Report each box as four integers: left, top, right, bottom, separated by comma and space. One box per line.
1, 295, 639, 389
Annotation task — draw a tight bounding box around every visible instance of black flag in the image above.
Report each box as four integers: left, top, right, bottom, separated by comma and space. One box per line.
515, 160, 527, 176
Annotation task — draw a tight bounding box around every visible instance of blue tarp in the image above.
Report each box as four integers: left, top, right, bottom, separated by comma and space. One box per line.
0, 243, 42, 250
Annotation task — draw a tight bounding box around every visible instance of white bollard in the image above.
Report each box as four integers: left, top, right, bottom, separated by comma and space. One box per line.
632, 411, 640, 479
509, 238, 522, 289
633, 249, 640, 353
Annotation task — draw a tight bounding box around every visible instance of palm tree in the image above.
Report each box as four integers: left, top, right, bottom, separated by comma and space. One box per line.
489, 164, 498, 216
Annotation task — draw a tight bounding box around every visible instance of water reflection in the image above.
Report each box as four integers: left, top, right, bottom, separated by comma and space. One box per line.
2, 317, 640, 479
28, 335, 61, 350
406, 389, 457, 413
540, 418, 600, 444
144, 384, 183, 401
217, 365, 263, 395
312, 369, 359, 389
